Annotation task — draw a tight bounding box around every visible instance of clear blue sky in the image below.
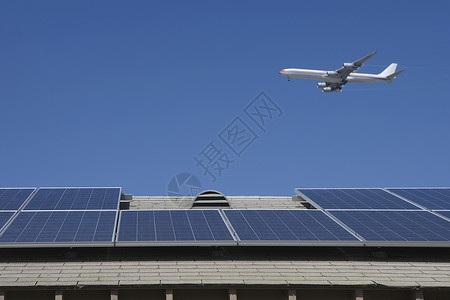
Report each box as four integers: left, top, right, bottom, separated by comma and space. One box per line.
1, 1, 449, 196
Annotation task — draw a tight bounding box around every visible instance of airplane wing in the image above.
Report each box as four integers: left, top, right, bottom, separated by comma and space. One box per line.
321, 51, 377, 92
335, 51, 377, 78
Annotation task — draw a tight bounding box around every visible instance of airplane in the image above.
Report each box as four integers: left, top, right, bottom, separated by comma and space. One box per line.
279, 51, 404, 92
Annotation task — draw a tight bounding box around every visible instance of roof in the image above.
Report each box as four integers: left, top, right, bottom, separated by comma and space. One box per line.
2, 191, 450, 291
1, 247, 450, 289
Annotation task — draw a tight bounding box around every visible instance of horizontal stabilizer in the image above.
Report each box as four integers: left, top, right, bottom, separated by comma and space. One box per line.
387, 69, 404, 80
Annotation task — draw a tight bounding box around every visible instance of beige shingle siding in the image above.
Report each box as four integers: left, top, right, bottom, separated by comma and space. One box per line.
2, 260, 450, 288
228, 197, 306, 209
128, 196, 193, 210
127, 196, 305, 210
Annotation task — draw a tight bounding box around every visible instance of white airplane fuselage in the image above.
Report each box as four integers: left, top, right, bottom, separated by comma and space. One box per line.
279, 69, 386, 84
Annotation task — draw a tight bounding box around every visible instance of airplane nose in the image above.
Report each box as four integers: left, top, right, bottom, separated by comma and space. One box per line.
279, 70, 284, 74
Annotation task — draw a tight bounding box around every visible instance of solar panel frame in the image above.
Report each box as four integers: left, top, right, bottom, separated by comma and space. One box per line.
386, 188, 450, 210
295, 188, 422, 210
329, 210, 450, 247
115, 209, 237, 247
0, 188, 36, 211
0, 210, 118, 248
222, 209, 363, 246
22, 187, 122, 211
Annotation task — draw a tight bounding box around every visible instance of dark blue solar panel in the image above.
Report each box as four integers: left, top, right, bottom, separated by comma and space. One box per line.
24, 188, 121, 210
0, 188, 35, 210
0, 211, 117, 245
388, 188, 450, 210
116, 210, 235, 243
0, 212, 14, 230
297, 188, 418, 209
435, 211, 450, 220
330, 210, 450, 243
224, 210, 359, 243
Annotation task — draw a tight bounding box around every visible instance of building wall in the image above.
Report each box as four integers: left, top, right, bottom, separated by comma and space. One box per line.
173, 289, 229, 300
4, 287, 450, 300
64, 290, 111, 300
119, 289, 165, 300
364, 290, 411, 300
6, 291, 55, 300
296, 289, 352, 300
237, 289, 287, 300
423, 290, 450, 300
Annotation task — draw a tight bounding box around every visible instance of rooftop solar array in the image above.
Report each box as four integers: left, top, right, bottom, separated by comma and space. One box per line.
23, 188, 121, 210
329, 210, 450, 247
387, 188, 450, 210
296, 188, 419, 210
223, 210, 361, 246
0, 211, 117, 247
2, 185, 450, 248
116, 210, 236, 246
0, 188, 35, 210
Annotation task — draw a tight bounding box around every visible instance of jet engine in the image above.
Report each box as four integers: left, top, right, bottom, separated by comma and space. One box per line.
343, 63, 355, 68
326, 71, 338, 76
317, 82, 328, 88
322, 87, 333, 93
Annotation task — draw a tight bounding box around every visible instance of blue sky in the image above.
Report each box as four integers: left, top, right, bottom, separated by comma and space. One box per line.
1, 1, 449, 196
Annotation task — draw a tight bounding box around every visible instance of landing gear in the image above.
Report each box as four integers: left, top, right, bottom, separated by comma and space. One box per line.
288, 77, 291, 82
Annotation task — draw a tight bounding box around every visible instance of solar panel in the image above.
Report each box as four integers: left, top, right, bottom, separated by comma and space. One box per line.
223, 210, 361, 246
387, 188, 450, 210
435, 211, 450, 220
329, 210, 450, 247
0, 188, 35, 210
116, 210, 236, 246
0, 210, 117, 247
23, 188, 121, 210
0, 212, 15, 231
296, 188, 419, 209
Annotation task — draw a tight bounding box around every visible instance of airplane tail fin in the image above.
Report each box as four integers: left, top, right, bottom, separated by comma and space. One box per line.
378, 63, 398, 77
